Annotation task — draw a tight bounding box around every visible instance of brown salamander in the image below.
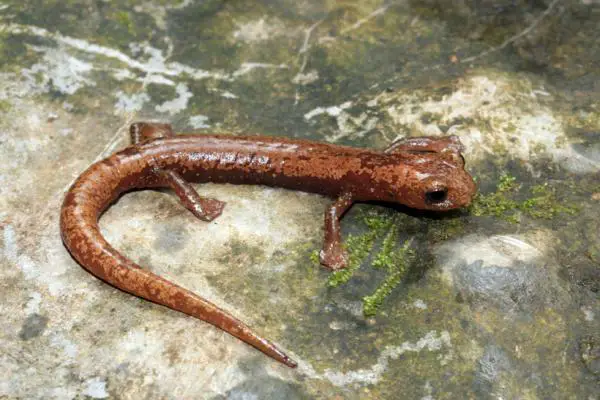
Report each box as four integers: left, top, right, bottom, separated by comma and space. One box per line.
60, 122, 476, 368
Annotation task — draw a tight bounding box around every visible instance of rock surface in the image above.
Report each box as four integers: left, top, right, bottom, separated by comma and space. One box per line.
1, 0, 599, 398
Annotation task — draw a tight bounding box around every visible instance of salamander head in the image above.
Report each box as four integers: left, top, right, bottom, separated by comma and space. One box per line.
406, 158, 476, 210
377, 135, 477, 211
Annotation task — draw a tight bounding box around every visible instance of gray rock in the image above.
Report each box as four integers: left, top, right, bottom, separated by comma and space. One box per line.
19, 313, 49, 341
435, 234, 569, 314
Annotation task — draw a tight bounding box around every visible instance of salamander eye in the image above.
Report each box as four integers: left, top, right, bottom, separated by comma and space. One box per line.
425, 187, 448, 204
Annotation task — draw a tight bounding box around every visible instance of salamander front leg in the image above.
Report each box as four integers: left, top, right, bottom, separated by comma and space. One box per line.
130, 122, 226, 222
319, 192, 354, 270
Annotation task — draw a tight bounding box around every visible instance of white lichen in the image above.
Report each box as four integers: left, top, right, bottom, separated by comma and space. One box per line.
298, 330, 452, 386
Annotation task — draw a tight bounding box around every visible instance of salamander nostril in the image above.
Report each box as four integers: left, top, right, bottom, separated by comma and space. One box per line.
426, 188, 448, 204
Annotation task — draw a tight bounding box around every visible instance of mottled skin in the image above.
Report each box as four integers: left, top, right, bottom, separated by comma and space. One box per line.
60, 122, 476, 368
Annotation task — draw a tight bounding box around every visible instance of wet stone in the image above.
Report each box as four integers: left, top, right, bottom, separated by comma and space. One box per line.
212, 359, 307, 400
1, 0, 599, 398
473, 345, 513, 397
435, 234, 569, 314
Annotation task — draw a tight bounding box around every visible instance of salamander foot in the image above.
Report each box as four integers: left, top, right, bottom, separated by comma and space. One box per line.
319, 244, 348, 270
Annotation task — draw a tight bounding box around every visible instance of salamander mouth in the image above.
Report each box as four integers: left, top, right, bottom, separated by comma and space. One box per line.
425, 187, 448, 205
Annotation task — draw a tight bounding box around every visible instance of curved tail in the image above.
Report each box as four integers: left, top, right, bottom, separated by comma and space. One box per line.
60, 157, 297, 368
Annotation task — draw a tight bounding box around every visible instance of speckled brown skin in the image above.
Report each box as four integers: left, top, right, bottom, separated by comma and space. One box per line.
60, 122, 476, 368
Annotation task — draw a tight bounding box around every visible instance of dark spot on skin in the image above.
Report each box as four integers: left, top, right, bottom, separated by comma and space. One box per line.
19, 313, 48, 340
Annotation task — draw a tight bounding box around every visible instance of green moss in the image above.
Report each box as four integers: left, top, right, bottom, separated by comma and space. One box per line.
372, 225, 399, 270
324, 210, 421, 316
327, 231, 382, 288
519, 183, 579, 219
470, 173, 520, 222
327, 211, 394, 288
362, 211, 393, 231
363, 239, 415, 317
496, 173, 518, 192
469, 173, 578, 223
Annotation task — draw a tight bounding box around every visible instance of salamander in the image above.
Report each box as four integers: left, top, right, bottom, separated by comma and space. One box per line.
60, 122, 476, 368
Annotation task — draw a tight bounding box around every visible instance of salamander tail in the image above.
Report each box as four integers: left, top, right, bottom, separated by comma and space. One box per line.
60, 167, 297, 368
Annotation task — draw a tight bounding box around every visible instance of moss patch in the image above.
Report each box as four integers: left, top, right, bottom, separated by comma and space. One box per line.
323, 210, 421, 317
363, 236, 415, 317
469, 173, 579, 223
326, 211, 394, 288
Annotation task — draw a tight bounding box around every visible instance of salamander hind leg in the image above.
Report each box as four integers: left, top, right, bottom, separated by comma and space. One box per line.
157, 169, 226, 222
319, 192, 354, 271
131, 122, 226, 222
130, 121, 175, 143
